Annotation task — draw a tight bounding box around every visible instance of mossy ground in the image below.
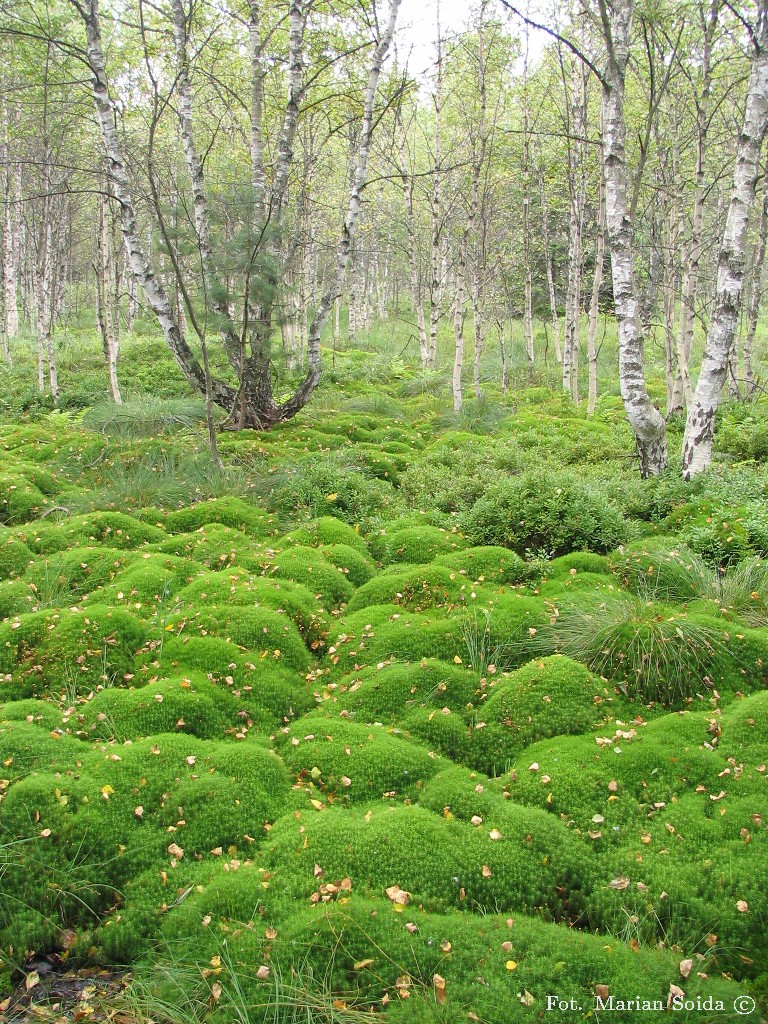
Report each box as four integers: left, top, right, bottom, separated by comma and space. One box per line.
1, 346, 768, 1021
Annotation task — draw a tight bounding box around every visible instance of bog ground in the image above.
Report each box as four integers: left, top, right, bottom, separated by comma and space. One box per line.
1, 348, 767, 1023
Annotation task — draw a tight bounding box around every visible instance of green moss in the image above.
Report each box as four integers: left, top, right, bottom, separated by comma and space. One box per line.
545, 552, 611, 577
0, 472, 50, 524
0, 604, 146, 698
24, 546, 135, 600
481, 655, 614, 745
283, 516, 371, 555
318, 543, 376, 587
0, 577, 36, 618
255, 545, 355, 609
0, 531, 34, 579
17, 512, 166, 554
435, 545, 528, 584
153, 524, 264, 569
156, 635, 314, 722
164, 497, 271, 537
326, 659, 481, 722
162, 605, 311, 672
347, 564, 473, 613
381, 525, 470, 565
275, 716, 443, 802
79, 674, 243, 741
176, 569, 325, 645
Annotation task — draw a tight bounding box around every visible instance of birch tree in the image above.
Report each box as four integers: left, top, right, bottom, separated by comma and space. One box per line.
682, 0, 768, 477
72, 0, 400, 429
599, 0, 668, 475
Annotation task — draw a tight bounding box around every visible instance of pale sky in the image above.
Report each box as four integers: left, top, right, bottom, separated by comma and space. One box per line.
395, 0, 549, 82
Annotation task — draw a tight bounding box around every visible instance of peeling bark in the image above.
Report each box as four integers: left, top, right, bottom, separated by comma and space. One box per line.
599, 0, 668, 475
683, 2, 768, 477
742, 162, 768, 394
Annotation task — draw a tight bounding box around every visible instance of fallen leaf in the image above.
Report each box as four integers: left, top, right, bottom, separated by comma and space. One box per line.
667, 984, 685, 1009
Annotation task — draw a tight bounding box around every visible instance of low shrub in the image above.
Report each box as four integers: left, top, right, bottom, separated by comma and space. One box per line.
459, 471, 627, 557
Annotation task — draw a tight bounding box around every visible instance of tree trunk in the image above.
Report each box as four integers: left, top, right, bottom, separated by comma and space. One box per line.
742, 162, 768, 394
472, 270, 485, 400
683, 4, 768, 477
284, 0, 401, 418
1, 97, 18, 355
587, 137, 606, 416
600, 0, 667, 475
539, 168, 561, 363
398, 112, 428, 366
669, 2, 717, 417
427, 10, 444, 371
96, 185, 122, 403
564, 61, 587, 400
452, 1, 487, 413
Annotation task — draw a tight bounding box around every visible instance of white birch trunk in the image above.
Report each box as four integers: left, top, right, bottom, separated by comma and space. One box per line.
452, 1, 487, 413
600, 0, 668, 475
683, 4, 768, 477
539, 169, 561, 363
587, 139, 606, 416
79, 0, 231, 408
282, 0, 401, 416
742, 163, 768, 394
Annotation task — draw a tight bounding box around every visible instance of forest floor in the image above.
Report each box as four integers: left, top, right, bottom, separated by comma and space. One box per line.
1, 358, 768, 1023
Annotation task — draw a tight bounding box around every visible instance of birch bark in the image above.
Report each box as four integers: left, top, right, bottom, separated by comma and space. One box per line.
599, 0, 668, 475
682, 1, 768, 476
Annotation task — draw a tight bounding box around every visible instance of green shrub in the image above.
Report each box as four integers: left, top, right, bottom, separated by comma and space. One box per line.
459, 472, 627, 557
265, 451, 401, 525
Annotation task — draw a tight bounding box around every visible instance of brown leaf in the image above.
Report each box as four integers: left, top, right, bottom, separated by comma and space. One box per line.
679, 959, 693, 978
667, 985, 685, 1009
385, 884, 410, 905
608, 876, 630, 890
